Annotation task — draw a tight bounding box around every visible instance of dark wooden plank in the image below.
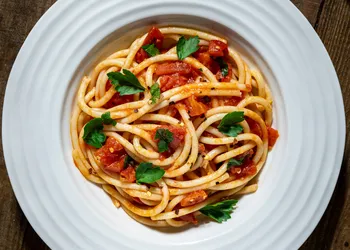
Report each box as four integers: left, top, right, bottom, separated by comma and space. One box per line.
0, 1, 56, 249
298, 0, 350, 249
0, 0, 348, 250
291, 0, 324, 27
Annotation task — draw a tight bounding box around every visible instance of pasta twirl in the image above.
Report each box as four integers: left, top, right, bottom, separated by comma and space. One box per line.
70, 26, 279, 227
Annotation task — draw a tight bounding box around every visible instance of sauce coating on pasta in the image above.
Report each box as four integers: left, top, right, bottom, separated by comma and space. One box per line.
70, 26, 279, 227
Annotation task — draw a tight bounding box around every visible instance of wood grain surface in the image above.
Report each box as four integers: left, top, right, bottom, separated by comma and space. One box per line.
0, 0, 349, 249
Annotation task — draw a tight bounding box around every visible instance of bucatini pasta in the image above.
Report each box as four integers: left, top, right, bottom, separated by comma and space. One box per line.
70, 26, 279, 227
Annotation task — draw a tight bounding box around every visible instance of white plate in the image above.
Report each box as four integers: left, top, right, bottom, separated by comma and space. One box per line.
3, 0, 345, 249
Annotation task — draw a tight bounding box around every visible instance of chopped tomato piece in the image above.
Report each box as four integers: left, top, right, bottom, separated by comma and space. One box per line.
223, 96, 243, 106
94, 137, 127, 173
143, 26, 164, 48
180, 190, 208, 207
183, 95, 208, 117
198, 52, 220, 73
216, 62, 233, 82
246, 117, 262, 138
104, 80, 134, 108
135, 48, 149, 64
169, 126, 187, 150
105, 137, 124, 152
120, 166, 136, 183
135, 26, 164, 63
156, 61, 192, 76
208, 40, 228, 57
196, 52, 211, 69
160, 73, 188, 92
230, 158, 257, 179
267, 127, 279, 149
167, 106, 178, 117
178, 213, 198, 225
150, 125, 186, 150
104, 155, 126, 173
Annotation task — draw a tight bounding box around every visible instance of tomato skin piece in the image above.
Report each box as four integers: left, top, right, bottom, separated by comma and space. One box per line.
120, 166, 136, 183
178, 213, 198, 225
208, 40, 228, 57
267, 127, 279, 149
230, 158, 257, 179
135, 48, 149, 63
156, 62, 192, 76
160, 73, 189, 92
183, 95, 208, 117
180, 190, 208, 207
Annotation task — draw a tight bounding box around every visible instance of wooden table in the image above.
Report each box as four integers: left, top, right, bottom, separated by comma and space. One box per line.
0, 1, 349, 249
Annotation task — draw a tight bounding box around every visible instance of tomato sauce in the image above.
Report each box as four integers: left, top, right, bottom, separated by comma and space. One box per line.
267, 126, 279, 149
229, 158, 257, 179
159, 73, 189, 92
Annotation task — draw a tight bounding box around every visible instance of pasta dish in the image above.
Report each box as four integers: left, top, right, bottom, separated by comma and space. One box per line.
70, 26, 279, 227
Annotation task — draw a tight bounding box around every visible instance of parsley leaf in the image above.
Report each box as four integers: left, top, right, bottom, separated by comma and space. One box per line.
227, 157, 244, 169
124, 155, 134, 168
218, 111, 244, 137
176, 36, 200, 60
199, 199, 238, 223
83, 118, 105, 148
83, 112, 116, 148
150, 83, 161, 104
101, 112, 116, 126
142, 44, 160, 57
216, 57, 228, 77
136, 162, 165, 184
155, 128, 173, 153
107, 69, 145, 96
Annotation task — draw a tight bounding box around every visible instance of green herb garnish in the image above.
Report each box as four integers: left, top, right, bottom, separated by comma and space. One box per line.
216, 57, 228, 77
83, 112, 116, 148
176, 36, 200, 60
227, 157, 245, 169
142, 43, 160, 57
199, 199, 238, 223
107, 69, 145, 96
150, 83, 161, 104
218, 111, 244, 137
136, 162, 165, 184
155, 128, 173, 153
